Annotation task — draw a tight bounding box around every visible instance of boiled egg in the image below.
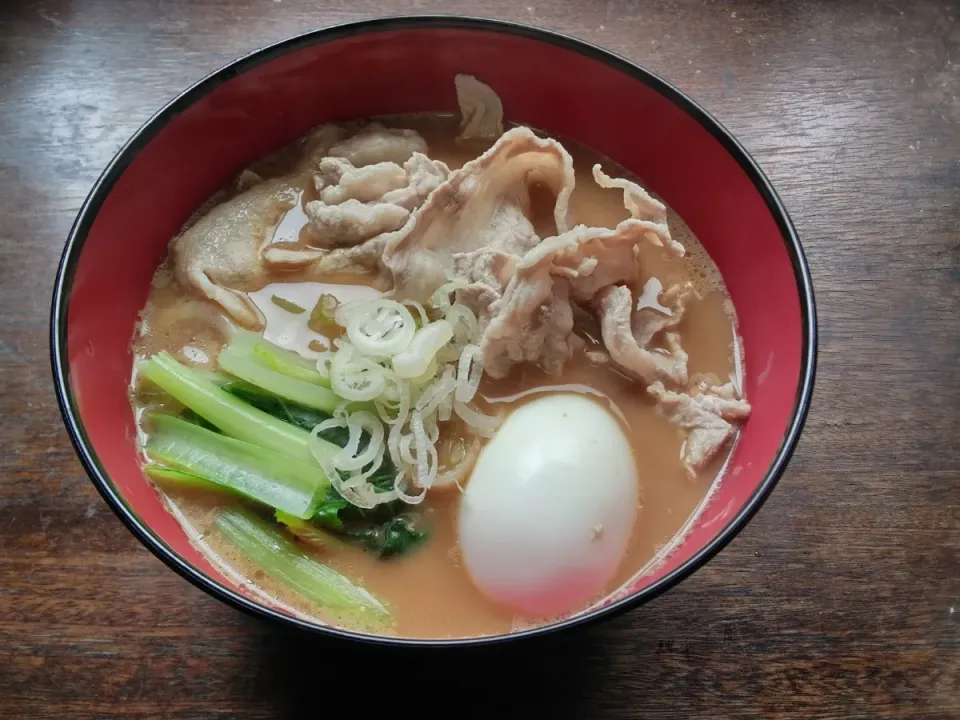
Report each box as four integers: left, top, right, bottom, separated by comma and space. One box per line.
458, 393, 639, 617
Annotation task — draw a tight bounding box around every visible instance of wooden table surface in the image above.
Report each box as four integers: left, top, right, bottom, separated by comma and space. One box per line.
1, 0, 958, 717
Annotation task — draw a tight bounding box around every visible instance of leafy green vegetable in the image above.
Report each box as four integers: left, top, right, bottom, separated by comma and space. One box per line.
311, 484, 429, 559
311, 470, 400, 528
251, 344, 325, 386
345, 515, 428, 559
178, 408, 220, 433
145, 413, 329, 519
144, 463, 237, 496
275, 510, 346, 551
233, 328, 330, 387
144, 352, 427, 559
216, 506, 390, 624
139, 351, 334, 466
311, 487, 350, 531
219, 341, 339, 413
222, 382, 339, 436
219, 384, 388, 483
277, 487, 426, 559
221, 383, 428, 558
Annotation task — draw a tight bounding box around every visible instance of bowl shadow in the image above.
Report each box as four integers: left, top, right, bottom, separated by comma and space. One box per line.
242, 611, 640, 718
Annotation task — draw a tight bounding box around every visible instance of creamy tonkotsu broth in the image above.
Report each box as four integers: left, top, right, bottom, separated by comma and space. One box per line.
130, 76, 750, 639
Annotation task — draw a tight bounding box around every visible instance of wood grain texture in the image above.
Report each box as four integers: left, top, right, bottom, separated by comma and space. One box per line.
1, 0, 958, 717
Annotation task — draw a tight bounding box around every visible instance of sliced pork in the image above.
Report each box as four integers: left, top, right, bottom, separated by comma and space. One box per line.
594, 282, 694, 386
455, 74, 504, 142
305, 200, 410, 249
327, 123, 428, 167
171, 179, 298, 330
477, 214, 682, 379
315, 158, 408, 205
648, 379, 752, 475
382, 126, 575, 301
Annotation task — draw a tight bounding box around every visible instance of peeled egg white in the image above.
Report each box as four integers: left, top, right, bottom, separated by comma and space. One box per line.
458, 393, 639, 618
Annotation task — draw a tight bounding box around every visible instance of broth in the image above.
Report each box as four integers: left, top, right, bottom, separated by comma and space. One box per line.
131, 114, 742, 639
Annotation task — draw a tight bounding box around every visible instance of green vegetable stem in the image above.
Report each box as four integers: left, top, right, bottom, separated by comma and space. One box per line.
218, 329, 338, 412
139, 351, 338, 466
216, 506, 390, 624
145, 413, 329, 519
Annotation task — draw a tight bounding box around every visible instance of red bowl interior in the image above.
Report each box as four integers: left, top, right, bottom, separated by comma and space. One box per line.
54, 19, 813, 644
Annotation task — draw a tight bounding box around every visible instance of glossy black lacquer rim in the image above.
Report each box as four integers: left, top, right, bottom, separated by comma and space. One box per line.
51, 15, 817, 649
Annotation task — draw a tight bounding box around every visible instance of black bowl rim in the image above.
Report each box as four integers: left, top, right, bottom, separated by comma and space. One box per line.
50, 14, 817, 649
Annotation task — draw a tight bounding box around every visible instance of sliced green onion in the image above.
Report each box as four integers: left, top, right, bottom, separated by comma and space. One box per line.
216, 507, 389, 623
145, 414, 328, 519
392, 320, 453, 379
329, 343, 388, 402
271, 295, 306, 314
308, 293, 340, 332
344, 298, 417, 358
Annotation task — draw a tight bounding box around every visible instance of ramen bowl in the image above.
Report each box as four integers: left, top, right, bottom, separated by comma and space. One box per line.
51, 16, 816, 647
